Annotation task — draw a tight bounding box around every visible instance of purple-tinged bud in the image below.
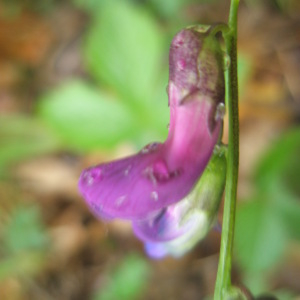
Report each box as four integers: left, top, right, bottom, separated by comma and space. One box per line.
169, 26, 224, 105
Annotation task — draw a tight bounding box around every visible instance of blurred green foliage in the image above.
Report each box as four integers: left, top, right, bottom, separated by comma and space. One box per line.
84, 0, 164, 108
38, 0, 169, 151
0, 205, 49, 280
72, 0, 202, 19
0, 115, 59, 176
37, 80, 137, 151
235, 128, 300, 295
93, 254, 150, 300
1, 0, 56, 16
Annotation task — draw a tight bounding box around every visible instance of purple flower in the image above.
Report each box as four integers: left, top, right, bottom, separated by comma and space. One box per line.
78, 26, 225, 257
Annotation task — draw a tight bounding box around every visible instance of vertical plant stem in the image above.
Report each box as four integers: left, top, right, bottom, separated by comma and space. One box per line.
214, 0, 239, 299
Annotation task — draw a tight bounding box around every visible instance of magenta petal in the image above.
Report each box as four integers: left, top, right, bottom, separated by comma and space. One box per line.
78, 96, 220, 220
78, 26, 225, 229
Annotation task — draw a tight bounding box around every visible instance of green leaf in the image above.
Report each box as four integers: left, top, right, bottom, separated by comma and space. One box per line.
243, 272, 268, 296
37, 80, 137, 151
148, 0, 212, 19
94, 254, 150, 300
0, 114, 58, 174
0, 205, 49, 280
148, 0, 188, 18
72, 0, 107, 12
248, 127, 300, 242
255, 127, 300, 193
272, 184, 300, 240
279, 200, 300, 240
235, 198, 288, 272
81, 0, 170, 140
272, 289, 297, 300
1, 204, 48, 279
252, 127, 300, 240
3, 205, 49, 254
84, 0, 164, 108
235, 128, 300, 279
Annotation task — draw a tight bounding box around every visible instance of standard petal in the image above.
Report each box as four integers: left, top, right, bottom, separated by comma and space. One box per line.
78, 95, 220, 220
78, 26, 225, 222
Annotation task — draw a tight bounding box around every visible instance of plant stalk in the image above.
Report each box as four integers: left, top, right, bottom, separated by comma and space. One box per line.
214, 0, 240, 299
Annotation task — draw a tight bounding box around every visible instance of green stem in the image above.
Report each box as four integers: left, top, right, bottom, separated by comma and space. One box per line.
214, 0, 239, 299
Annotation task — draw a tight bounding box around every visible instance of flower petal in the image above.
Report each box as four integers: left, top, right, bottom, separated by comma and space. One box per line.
78, 96, 220, 220
78, 26, 225, 223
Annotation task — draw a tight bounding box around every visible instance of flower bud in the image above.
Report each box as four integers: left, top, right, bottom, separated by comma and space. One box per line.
168, 25, 225, 105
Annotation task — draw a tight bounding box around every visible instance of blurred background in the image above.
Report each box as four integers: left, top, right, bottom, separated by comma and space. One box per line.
0, 0, 300, 299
